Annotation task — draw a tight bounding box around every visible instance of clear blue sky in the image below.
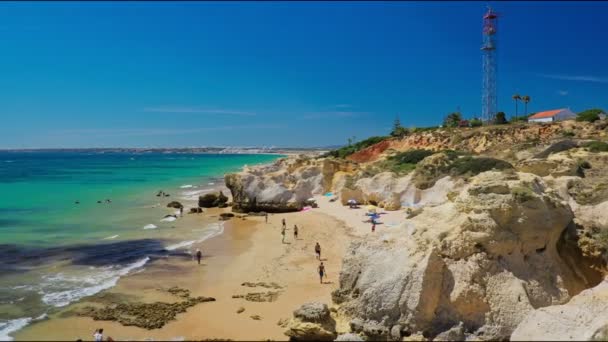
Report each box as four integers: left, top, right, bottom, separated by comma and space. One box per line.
1, 1, 607, 148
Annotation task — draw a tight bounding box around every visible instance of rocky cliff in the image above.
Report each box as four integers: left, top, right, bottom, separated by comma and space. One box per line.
332, 171, 602, 340
224, 156, 357, 213
224, 122, 608, 340
348, 120, 607, 164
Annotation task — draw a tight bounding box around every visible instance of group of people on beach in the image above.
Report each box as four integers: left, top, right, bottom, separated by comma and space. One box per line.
280, 218, 299, 243
279, 217, 327, 284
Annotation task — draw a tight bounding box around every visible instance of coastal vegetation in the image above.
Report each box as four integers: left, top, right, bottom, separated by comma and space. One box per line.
325, 136, 389, 158
577, 108, 605, 123
584, 140, 608, 152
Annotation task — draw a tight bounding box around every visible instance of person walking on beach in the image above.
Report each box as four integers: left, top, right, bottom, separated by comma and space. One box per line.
282, 218, 286, 230
281, 226, 287, 243
180, 206, 184, 217
93, 329, 103, 342
318, 262, 326, 284
294, 225, 298, 240
196, 249, 202, 265
265, 212, 268, 223
315, 242, 321, 260
372, 222, 376, 233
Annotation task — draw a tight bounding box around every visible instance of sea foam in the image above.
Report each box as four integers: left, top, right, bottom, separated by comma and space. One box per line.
39, 257, 150, 307
0, 317, 31, 341
164, 223, 224, 251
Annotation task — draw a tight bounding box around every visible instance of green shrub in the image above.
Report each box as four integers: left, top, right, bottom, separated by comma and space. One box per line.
494, 112, 508, 125
450, 156, 513, 176
327, 136, 389, 158
578, 159, 592, 169
563, 130, 575, 137
388, 149, 435, 164
584, 141, 608, 152
577, 108, 604, 123
511, 186, 535, 203
470, 118, 483, 127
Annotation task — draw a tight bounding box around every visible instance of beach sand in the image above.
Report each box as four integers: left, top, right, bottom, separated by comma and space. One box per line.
15, 204, 367, 341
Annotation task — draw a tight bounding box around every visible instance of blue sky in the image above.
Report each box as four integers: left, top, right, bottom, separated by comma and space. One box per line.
1, 1, 607, 148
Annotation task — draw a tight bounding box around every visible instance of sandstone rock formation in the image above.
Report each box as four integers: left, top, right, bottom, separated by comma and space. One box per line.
332, 171, 602, 340
225, 158, 354, 213
511, 279, 608, 341
284, 302, 337, 341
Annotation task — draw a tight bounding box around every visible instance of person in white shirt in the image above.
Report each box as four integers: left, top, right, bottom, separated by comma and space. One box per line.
93, 328, 103, 342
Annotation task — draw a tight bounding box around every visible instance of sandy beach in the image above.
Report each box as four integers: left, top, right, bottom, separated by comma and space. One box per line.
13, 196, 398, 341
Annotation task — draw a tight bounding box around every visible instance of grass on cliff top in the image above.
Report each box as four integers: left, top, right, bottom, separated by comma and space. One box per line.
325, 136, 389, 159
584, 141, 608, 152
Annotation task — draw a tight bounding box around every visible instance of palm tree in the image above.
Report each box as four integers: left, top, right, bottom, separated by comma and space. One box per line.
512, 94, 521, 120
521, 95, 531, 116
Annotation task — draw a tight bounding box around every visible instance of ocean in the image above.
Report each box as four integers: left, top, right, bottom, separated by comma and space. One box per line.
0, 151, 281, 340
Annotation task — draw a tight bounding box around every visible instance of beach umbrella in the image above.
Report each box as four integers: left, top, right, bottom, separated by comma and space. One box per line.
307, 197, 316, 202
347, 199, 357, 204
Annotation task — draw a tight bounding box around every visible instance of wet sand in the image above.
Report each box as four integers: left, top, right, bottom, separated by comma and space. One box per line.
15, 209, 355, 341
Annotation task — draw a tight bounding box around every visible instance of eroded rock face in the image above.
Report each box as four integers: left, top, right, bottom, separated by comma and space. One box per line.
511, 279, 608, 341
284, 302, 337, 341
225, 157, 356, 213
333, 171, 601, 341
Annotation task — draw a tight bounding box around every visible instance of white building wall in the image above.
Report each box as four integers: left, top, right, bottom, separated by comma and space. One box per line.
529, 117, 553, 123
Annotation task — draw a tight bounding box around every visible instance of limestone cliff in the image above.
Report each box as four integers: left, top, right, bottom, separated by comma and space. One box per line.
332, 171, 601, 340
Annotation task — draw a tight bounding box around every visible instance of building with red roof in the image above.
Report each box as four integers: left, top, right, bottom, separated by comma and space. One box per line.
528, 108, 576, 123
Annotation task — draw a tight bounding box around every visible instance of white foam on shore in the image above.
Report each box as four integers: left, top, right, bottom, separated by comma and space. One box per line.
180, 184, 193, 189
103, 235, 119, 240
179, 188, 214, 201
39, 257, 150, 307
164, 223, 224, 251
160, 216, 176, 222
0, 317, 31, 341
143, 224, 157, 230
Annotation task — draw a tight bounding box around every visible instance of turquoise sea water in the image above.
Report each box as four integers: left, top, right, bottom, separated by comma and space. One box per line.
0, 151, 281, 340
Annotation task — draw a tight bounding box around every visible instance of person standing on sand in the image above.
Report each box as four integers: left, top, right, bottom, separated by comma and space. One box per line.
315, 242, 321, 260
282, 218, 286, 229
196, 249, 202, 265
372, 222, 376, 233
265, 212, 268, 223
281, 226, 286, 243
93, 328, 103, 342
180, 206, 184, 217
318, 262, 326, 284
294, 225, 298, 240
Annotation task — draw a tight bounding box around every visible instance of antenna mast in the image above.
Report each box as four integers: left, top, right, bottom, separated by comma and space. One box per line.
481, 6, 498, 124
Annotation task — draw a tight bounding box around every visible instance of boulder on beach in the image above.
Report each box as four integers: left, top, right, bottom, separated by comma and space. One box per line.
219, 213, 235, 221
198, 191, 229, 208
166, 201, 183, 209
284, 302, 337, 341
189, 207, 203, 214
